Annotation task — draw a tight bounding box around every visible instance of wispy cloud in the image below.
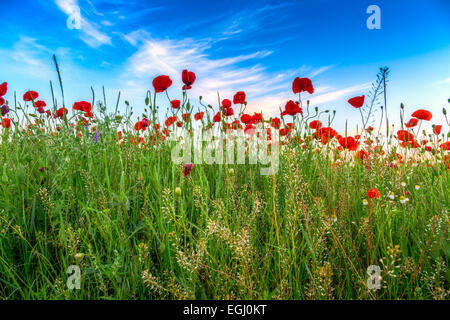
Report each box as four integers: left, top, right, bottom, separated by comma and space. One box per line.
116, 31, 367, 120
0, 36, 55, 79
54, 0, 112, 47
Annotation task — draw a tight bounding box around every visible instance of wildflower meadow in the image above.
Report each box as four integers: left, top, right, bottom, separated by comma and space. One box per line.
0, 59, 448, 300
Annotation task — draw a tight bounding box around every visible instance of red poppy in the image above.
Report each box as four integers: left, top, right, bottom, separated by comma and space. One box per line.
182, 70, 196, 90
240, 114, 252, 124
194, 112, 204, 121
23, 91, 39, 101
135, 121, 146, 131
401, 140, 420, 148
183, 163, 194, 176
367, 188, 381, 199
281, 100, 303, 116
73, 101, 92, 113
182, 113, 190, 122
271, 117, 281, 129
405, 118, 418, 128
397, 130, 415, 142
231, 119, 242, 130
244, 123, 255, 135
0, 82, 7, 96
440, 142, 450, 150
233, 91, 246, 104
292, 77, 314, 94
280, 127, 290, 137
213, 112, 221, 122
433, 125, 442, 135
221, 105, 234, 116
152, 75, 172, 93
171, 100, 181, 109
309, 120, 322, 129
356, 150, 369, 161
56, 107, 68, 118
0, 97, 4, 105
411, 109, 432, 121
348, 95, 365, 108
176, 121, 183, 127
165, 116, 177, 126
140, 118, 150, 128
338, 136, 358, 151
425, 146, 432, 152
252, 113, 263, 124
1, 118, 11, 128
221, 99, 232, 108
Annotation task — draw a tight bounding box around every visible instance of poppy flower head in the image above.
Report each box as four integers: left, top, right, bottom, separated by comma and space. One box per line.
367, 188, 381, 199
309, 120, 322, 130
240, 114, 252, 124
252, 113, 263, 124
222, 107, 234, 117
73, 101, 92, 113
233, 91, 246, 104
134, 121, 146, 131
194, 112, 204, 121
279, 127, 290, 137
182, 113, 190, 122
171, 100, 181, 109
281, 100, 303, 116
411, 109, 432, 121
165, 116, 177, 126
221, 99, 232, 109
244, 123, 256, 136
213, 112, 221, 123
338, 136, 358, 151
271, 117, 281, 129
397, 130, 415, 142
440, 141, 450, 150
348, 95, 365, 108
23, 91, 39, 101
182, 70, 196, 90
152, 75, 172, 93
0, 97, 4, 106
433, 125, 442, 135
292, 77, 314, 94
0, 82, 7, 96
56, 107, 68, 118
405, 118, 418, 128
33, 100, 47, 109
1, 104, 9, 116
1, 118, 11, 128
183, 163, 194, 177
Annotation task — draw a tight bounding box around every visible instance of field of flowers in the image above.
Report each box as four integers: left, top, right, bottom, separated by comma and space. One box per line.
0, 63, 448, 300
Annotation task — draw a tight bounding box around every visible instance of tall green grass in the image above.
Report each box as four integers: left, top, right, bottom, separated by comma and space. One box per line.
0, 111, 448, 299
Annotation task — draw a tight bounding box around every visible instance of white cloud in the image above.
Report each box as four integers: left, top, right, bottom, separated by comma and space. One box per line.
114, 31, 372, 121
0, 36, 54, 79
55, 0, 112, 47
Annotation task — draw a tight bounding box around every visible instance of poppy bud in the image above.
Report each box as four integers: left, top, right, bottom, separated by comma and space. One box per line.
443, 108, 447, 115
400, 103, 404, 109
228, 168, 234, 175
175, 187, 182, 197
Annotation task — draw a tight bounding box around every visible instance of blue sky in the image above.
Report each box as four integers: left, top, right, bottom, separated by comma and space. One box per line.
0, 0, 449, 131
